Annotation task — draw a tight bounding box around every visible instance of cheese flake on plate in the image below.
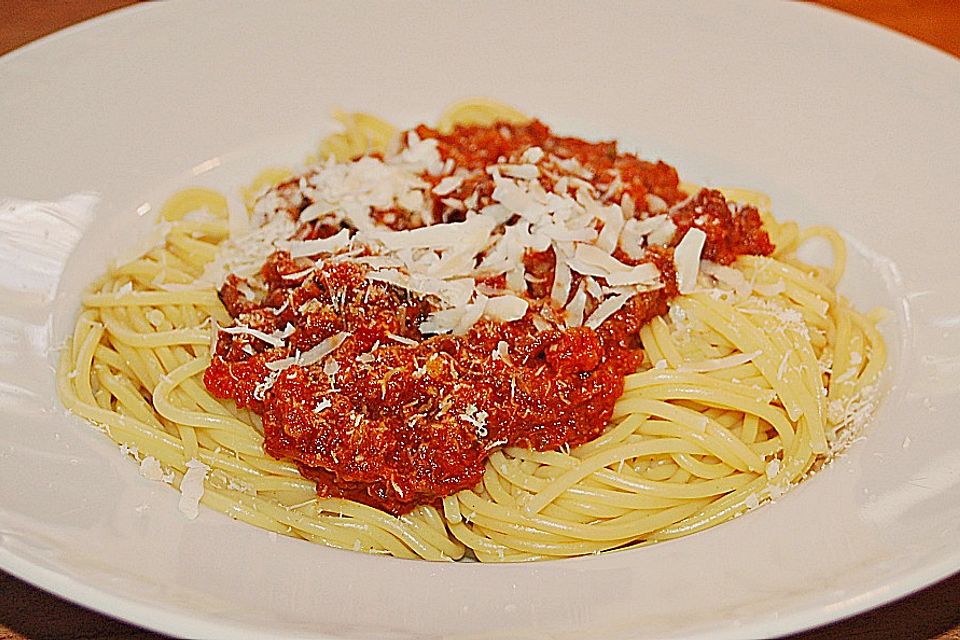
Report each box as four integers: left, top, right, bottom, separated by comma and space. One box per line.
178, 458, 209, 520
673, 228, 707, 294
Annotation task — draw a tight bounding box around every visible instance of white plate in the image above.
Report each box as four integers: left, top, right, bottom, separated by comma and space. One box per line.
1, 2, 959, 638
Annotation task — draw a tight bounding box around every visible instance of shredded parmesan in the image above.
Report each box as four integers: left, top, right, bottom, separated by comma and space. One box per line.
700, 261, 751, 299
585, 293, 632, 329
283, 228, 352, 258
765, 458, 781, 480
209, 125, 716, 340
604, 263, 661, 287
565, 284, 588, 327
485, 295, 528, 323
673, 228, 707, 294
139, 456, 165, 481
220, 324, 286, 348
298, 332, 350, 367
550, 257, 572, 308
178, 458, 209, 520
432, 175, 464, 196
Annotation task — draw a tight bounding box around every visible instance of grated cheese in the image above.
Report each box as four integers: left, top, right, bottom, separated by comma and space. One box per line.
432, 175, 464, 196
585, 293, 632, 329
645, 216, 677, 246
280, 266, 315, 281
298, 332, 350, 367
673, 228, 707, 294
145, 309, 165, 327
565, 284, 588, 327
492, 340, 513, 365
283, 228, 352, 258
485, 295, 529, 323
604, 263, 661, 287
178, 458, 209, 520
386, 332, 419, 346
265, 355, 299, 372
700, 261, 751, 299
521, 146, 544, 163
220, 324, 287, 348
550, 257, 572, 308
496, 163, 540, 180
212, 126, 713, 338
765, 458, 781, 480
139, 456, 165, 481
645, 194, 668, 213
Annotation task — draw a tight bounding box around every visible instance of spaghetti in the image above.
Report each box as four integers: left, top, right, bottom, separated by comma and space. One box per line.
57, 101, 885, 561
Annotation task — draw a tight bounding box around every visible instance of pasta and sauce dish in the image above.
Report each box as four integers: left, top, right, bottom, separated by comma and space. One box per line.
57, 100, 885, 562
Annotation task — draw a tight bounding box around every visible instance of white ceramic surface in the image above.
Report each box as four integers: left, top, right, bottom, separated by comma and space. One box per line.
1, 2, 959, 638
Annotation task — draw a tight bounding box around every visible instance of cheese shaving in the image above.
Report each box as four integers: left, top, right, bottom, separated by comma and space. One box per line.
433, 175, 464, 196
550, 257, 572, 308
604, 263, 660, 287
298, 332, 350, 367
283, 228, 352, 258
673, 228, 707, 294
485, 295, 529, 322
585, 293, 632, 329
565, 284, 588, 327
178, 458, 209, 520
220, 324, 287, 347
211, 124, 711, 339
139, 456, 166, 481
700, 261, 751, 299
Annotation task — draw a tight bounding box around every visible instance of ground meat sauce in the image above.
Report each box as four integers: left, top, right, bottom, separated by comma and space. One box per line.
203, 120, 774, 514
414, 121, 687, 208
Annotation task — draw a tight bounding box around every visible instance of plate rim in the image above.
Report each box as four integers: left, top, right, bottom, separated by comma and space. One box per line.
1, 2, 959, 639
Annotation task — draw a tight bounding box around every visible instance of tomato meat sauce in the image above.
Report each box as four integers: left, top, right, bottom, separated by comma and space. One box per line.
203, 120, 773, 515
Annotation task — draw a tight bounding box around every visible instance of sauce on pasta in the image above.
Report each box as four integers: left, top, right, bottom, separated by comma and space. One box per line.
203, 120, 774, 514
58, 102, 885, 561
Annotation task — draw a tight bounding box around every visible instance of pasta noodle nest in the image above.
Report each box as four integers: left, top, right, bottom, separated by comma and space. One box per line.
58, 100, 885, 562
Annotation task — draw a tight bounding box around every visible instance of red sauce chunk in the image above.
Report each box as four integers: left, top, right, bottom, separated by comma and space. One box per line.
203, 120, 774, 514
